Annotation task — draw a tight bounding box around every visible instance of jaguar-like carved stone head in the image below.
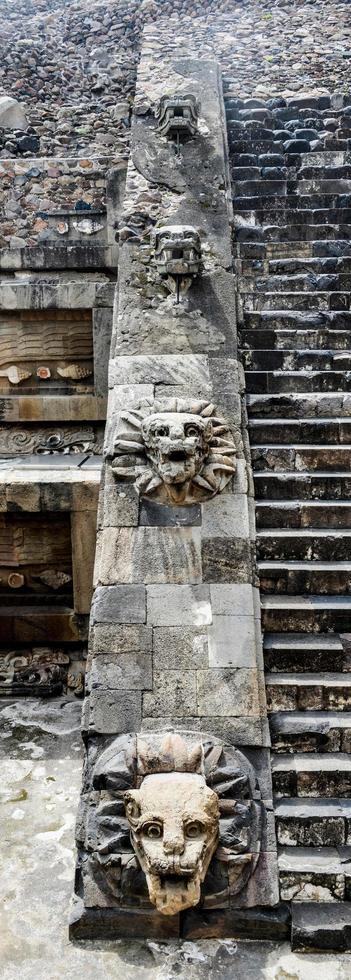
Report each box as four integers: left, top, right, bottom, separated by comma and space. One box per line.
124, 771, 219, 915
83, 731, 266, 915
109, 398, 236, 504
141, 412, 212, 497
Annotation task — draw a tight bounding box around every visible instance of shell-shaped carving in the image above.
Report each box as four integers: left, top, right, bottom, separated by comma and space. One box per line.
38, 570, 72, 590
8, 572, 25, 589
57, 364, 93, 380
0, 366, 32, 385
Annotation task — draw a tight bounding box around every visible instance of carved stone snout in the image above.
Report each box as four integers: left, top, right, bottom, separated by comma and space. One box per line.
125, 771, 219, 916
153, 225, 201, 279
155, 94, 200, 141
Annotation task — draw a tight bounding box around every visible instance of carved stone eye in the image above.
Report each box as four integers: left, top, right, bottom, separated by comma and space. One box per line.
185, 425, 200, 438
143, 822, 163, 839
184, 821, 204, 839
156, 426, 169, 438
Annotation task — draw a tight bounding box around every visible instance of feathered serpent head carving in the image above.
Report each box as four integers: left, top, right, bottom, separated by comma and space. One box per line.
108, 397, 236, 504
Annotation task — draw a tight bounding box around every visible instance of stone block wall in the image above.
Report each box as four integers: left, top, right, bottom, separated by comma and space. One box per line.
0, 157, 126, 248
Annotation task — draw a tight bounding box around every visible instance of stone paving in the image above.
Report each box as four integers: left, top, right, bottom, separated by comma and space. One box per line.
1, 699, 351, 979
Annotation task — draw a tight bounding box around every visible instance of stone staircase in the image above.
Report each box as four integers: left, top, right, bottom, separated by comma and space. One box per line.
225, 87, 351, 912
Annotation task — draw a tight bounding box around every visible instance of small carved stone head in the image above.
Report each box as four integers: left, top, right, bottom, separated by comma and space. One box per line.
125, 771, 219, 915
141, 411, 212, 496
155, 94, 200, 140
153, 225, 201, 278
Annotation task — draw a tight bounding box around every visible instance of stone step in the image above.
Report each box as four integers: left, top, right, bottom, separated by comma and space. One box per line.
241, 292, 349, 312
241, 330, 351, 351
270, 712, 351, 753
259, 561, 351, 596
300, 150, 351, 167
299, 179, 351, 196
236, 242, 351, 262
249, 419, 351, 445
278, 845, 351, 902
261, 595, 351, 633
275, 799, 351, 847
264, 224, 351, 243
228, 139, 293, 155
271, 753, 351, 798
254, 472, 351, 501
234, 202, 351, 222
238, 256, 351, 276
234, 201, 351, 219
267, 256, 351, 274
257, 529, 351, 562
256, 500, 351, 528
291, 901, 351, 952
251, 445, 351, 471
242, 350, 351, 371
236, 223, 351, 243
233, 179, 287, 197
241, 272, 346, 292
243, 309, 351, 330
264, 633, 349, 674
246, 371, 351, 392
266, 673, 351, 712
300, 168, 351, 181
247, 393, 351, 419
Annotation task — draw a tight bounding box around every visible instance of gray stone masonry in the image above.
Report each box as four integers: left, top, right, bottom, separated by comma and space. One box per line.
73, 28, 278, 938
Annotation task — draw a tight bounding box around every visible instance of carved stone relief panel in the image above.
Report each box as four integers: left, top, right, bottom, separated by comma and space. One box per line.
0, 310, 94, 393
0, 424, 104, 455
0, 645, 86, 697
0, 514, 73, 603
109, 398, 236, 504
79, 731, 263, 915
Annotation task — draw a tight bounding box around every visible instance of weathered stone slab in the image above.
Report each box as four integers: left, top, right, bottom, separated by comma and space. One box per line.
98, 527, 202, 584
210, 584, 261, 618
153, 627, 209, 669
141, 715, 270, 747
143, 669, 197, 716
208, 615, 257, 668
99, 484, 140, 528
109, 354, 211, 387
92, 624, 152, 657
91, 585, 146, 623
139, 500, 201, 527
85, 690, 142, 734
292, 902, 351, 952
201, 494, 250, 538
146, 584, 212, 625
89, 653, 152, 691
196, 668, 261, 717
202, 538, 254, 583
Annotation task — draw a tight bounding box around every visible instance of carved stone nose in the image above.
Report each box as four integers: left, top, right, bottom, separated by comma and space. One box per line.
169, 424, 185, 440
163, 827, 185, 855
